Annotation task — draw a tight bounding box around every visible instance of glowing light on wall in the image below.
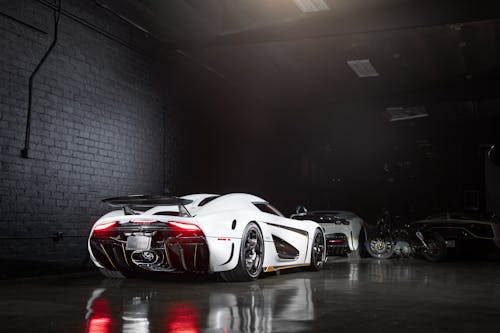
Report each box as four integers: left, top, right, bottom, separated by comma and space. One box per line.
293, 0, 329, 13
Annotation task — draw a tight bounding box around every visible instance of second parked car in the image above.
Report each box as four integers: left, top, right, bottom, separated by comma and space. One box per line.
291, 207, 368, 257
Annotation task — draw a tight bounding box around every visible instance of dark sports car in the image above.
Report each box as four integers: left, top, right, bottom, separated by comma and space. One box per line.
412, 212, 500, 250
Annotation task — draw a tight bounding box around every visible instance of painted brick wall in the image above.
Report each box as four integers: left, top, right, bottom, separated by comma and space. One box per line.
0, 0, 172, 266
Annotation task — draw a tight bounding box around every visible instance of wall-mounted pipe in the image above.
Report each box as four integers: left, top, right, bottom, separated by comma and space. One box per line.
21, 0, 62, 159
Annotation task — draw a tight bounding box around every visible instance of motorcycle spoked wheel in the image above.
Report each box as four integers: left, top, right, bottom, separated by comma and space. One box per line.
365, 237, 395, 259
421, 232, 447, 262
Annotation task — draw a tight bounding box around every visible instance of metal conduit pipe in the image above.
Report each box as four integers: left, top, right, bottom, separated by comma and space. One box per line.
21, 0, 62, 159
22, 0, 155, 158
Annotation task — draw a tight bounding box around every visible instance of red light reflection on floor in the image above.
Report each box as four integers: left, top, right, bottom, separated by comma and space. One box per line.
166, 302, 199, 333
87, 299, 112, 333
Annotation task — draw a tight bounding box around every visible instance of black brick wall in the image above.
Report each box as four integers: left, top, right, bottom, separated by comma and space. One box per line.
0, 0, 173, 266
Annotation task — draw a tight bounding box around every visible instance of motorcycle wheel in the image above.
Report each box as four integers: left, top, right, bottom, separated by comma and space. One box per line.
365, 236, 395, 259
421, 232, 447, 262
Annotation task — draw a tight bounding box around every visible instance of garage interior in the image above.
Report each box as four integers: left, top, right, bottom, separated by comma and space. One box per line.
1, 0, 500, 332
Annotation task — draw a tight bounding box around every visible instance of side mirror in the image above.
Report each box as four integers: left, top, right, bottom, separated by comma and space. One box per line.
295, 205, 308, 215
489, 144, 500, 166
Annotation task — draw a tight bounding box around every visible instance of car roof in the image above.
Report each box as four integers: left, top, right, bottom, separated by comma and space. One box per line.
194, 193, 266, 216
424, 211, 493, 221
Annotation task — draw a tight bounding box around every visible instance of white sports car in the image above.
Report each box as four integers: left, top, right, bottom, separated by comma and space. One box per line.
88, 193, 326, 281
291, 208, 368, 257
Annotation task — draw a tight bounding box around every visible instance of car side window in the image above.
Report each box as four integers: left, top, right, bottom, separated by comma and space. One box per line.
254, 203, 284, 217
198, 195, 219, 207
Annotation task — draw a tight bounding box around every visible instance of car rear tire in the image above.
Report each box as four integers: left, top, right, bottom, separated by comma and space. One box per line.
305, 228, 325, 271
358, 227, 370, 258
349, 227, 370, 258
220, 222, 264, 282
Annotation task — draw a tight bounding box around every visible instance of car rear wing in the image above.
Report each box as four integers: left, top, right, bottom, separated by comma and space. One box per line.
102, 195, 193, 216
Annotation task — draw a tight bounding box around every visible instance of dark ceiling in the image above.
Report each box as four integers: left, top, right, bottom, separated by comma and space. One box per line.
99, 0, 500, 110
93, 0, 500, 214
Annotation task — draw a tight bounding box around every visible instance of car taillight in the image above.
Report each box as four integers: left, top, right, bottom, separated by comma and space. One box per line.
168, 221, 200, 231
94, 221, 117, 231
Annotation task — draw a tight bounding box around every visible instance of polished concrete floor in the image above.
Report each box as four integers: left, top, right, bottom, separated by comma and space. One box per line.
1, 258, 500, 332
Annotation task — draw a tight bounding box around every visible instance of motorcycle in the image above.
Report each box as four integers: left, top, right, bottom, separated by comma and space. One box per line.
365, 215, 447, 262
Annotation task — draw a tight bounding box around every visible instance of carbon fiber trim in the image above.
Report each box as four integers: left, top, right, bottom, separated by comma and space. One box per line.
265, 222, 309, 237
221, 243, 235, 265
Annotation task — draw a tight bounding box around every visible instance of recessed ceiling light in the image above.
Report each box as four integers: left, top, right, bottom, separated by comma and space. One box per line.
293, 0, 329, 13
384, 106, 429, 122
347, 59, 379, 78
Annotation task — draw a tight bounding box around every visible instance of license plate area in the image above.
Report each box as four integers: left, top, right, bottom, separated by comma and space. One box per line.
126, 235, 151, 250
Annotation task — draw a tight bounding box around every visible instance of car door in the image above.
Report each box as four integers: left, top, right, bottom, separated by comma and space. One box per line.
255, 203, 309, 265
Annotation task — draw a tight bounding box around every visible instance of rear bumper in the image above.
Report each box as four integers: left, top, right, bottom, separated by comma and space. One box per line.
89, 227, 209, 274
326, 233, 349, 256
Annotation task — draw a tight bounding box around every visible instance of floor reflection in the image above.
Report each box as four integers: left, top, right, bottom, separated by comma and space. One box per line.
206, 279, 313, 333
84, 278, 315, 333
166, 303, 199, 333
323, 257, 476, 290
3, 260, 500, 333
85, 286, 158, 333
85, 289, 113, 333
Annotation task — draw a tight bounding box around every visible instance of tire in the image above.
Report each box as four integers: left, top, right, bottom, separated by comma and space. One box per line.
220, 222, 264, 282
421, 232, 447, 262
351, 227, 370, 258
306, 228, 325, 271
365, 236, 395, 259
99, 268, 125, 278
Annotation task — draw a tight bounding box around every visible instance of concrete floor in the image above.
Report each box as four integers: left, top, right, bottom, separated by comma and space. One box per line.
1, 258, 500, 333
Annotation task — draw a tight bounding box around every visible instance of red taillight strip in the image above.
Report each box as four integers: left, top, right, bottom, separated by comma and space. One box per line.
168, 221, 200, 231
94, 221, 117, 231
